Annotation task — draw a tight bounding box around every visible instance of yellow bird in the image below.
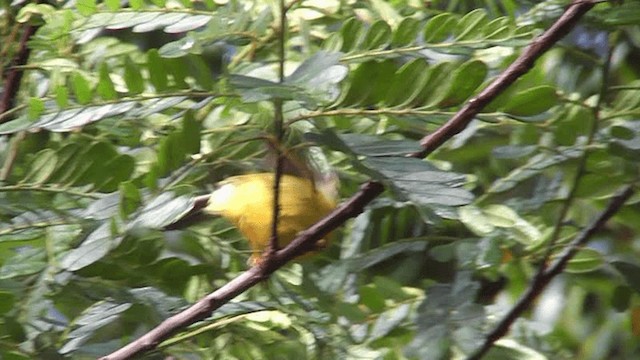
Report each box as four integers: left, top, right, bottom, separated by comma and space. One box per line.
204, 173, 337, 265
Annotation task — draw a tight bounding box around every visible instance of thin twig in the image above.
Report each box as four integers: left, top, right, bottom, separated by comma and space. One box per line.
468, 24, 619, 360
467, 185, 635, 360
536, 29, 616, 278
267, 0, 289, 260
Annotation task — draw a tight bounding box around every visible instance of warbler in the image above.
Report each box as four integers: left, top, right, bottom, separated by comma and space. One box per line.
204, 173, 337, 265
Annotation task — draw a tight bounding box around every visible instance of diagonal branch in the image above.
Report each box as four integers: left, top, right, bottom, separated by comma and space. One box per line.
467, 185, 635, 360
101, 181, 383, 360
412, 0, 598, 158
102, 1, 599, 358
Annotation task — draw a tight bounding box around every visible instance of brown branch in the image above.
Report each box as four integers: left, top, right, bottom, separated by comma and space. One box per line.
467, 185, 635, 360
0, 23, 37, 121
411, 0, 598, 158
100, 181, 383, 360
102, 1, 599, 358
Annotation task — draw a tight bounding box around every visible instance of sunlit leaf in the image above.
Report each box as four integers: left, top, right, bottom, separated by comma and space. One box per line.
60, 222, 121, 271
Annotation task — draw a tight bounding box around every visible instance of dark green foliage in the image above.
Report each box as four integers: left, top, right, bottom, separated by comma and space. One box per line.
1, 0, 640, 359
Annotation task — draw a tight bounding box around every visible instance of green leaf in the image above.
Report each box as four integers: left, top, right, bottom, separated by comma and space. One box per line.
374, 276, 411, 301
60, 301, 132, 354
370, 0, 401, 26
55, 86, 69, 108
611, 81, 640, 112
438, 60, 488, 107
484, 204, 540, 245
104, 0, 120, 11
124, 57, 144, 94
483, 204, 519, 227
119, 182, 141, 217
563, 248, 604, 273
363, 157, 474, 207
483, 17, 512, 39
97, 63, 118, 100
16, 3, 56, 23
187, 55, 214, 89
1, 351, 30, 360
423, 13, 456, 43
600, 2, 640, 26
369, 304, 411, 340
455, 9, 489, 40
129, 193, 194, 229
181, 110, 201, 155
335, 60, 397, 107
0, 291, 16, 314
360, 285, 385, 312
338, 133, 421, 156
82, 193, 120, 220
491, 145, 537, 159
0, 96, 191, 134
612, 261, 640, 294
286, 51, 344, 86
384, 59, 430, 107
71, 72, 92, 104
611, 124, 635, 140
407, 274, 482, 359
27, 98, 45, 120
165, 15, 212, 33
97, 155, 136, 191
0, 248, 47, 279
611, 286, 633, 312
130, 0, 143, 10
609, 121, 640, 160
335, 302, 368, 322
67, 141, 118, 186
574, 173, 623, 199
459, 205, 495, 236
147, 49, 168, 91
42, 142, 83, 183
104, 12, 154, 30
391, 17, 420, 47
501, 86, 558, 116
489, 146, 583, 193
348, 240, 428, 272
232, 75, 317, 106
361, 20, 392, 50
76, 0, 97, 16
23, 149, 58, 184
460, 204, 540, 244
133, 13, 188, 33
485, 339, 548, 360
410, 62, 455, 107
60, 222, 120, 271
339, 17, 364, 52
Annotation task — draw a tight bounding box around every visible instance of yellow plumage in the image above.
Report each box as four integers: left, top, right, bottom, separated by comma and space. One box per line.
204, 173, 337, 264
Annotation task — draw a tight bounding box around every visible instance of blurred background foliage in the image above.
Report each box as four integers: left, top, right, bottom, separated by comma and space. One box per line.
1, 0, 640, 359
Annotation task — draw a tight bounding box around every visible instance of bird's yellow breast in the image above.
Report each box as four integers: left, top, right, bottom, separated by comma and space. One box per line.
205, 173, 336, 263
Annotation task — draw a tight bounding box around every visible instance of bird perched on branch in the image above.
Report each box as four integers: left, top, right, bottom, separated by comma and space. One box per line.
204, 172, 337, 265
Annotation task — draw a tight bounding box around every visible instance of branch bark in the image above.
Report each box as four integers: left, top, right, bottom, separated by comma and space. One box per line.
103, 1, 600, 358
412, 0, 598, 158
101, 181, 383, 359
0, 23, 37, 120
467, 185, 635, 360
